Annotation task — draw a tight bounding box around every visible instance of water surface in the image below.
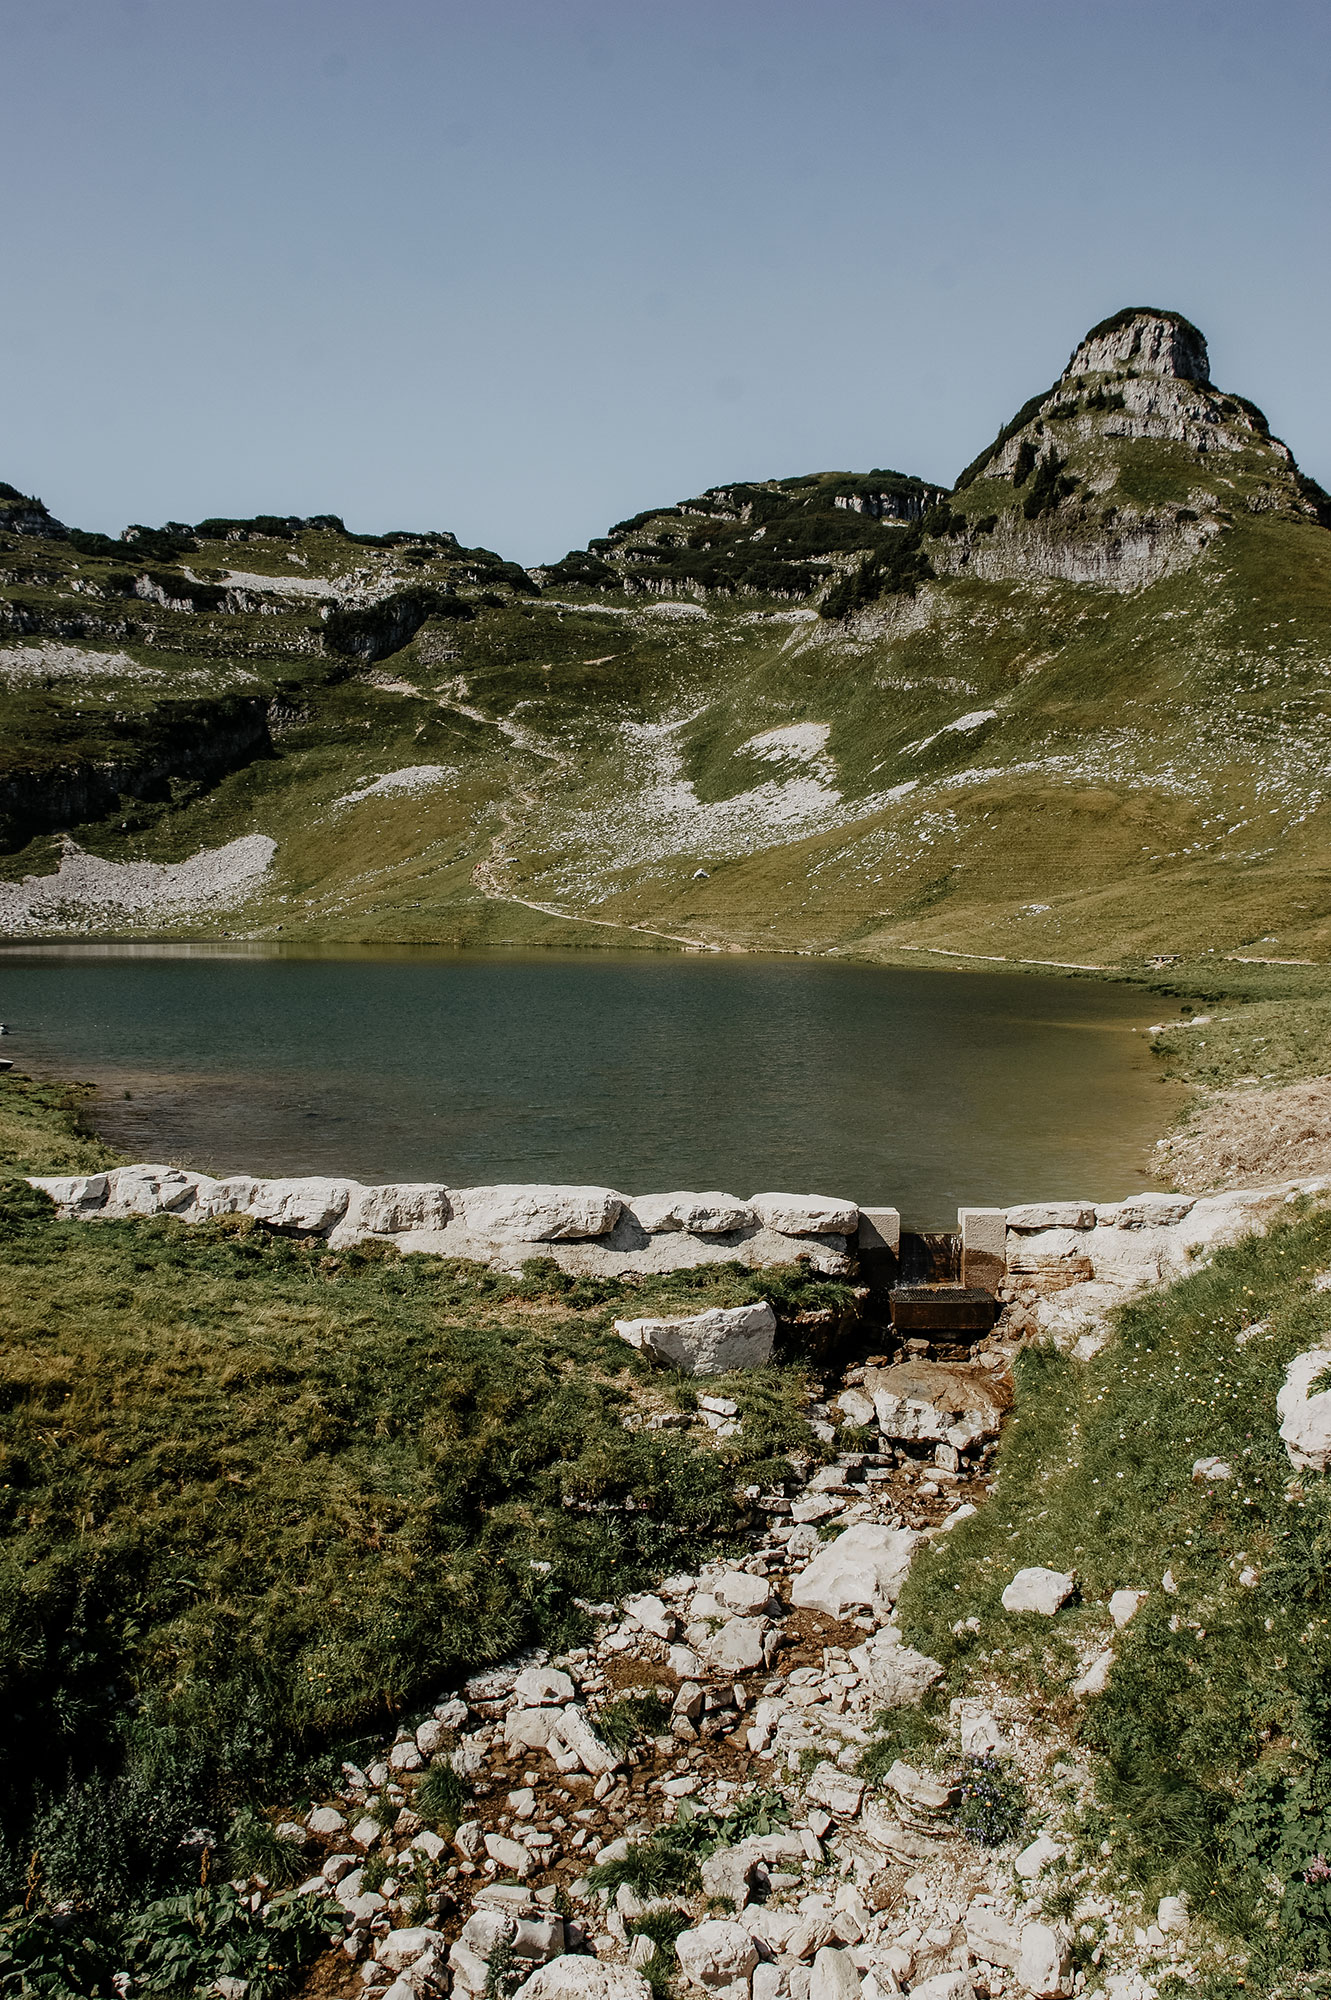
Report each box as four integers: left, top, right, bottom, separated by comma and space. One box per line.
0, 945, 1172, 1228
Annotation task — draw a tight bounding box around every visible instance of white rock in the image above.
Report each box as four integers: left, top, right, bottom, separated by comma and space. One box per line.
1001, 1567, 1075, 1616
307, 1805, 347, 1837
675, 1917, 760, 1999
713, 1571, 773, 1616
701, 1845, 762, 1907
1015, 1834, 1065, 1879
506, 1706, 560, 1753
351, 1816, 383, 1849
614, 1301, 775, 1375
669, 1643, 703, 1677
624, 1593, 676, 1640
1005, 1202, 1096, 1232
1108, 1589, 1145, 1628
513, 1666, 576, 1706
1017, 1920, 1072, 1998
851, 1637, 944, 1709
484, 1832, 531, 1876
389, 1739, 423, 1773
415, 1717, 452, 1757
833, 1388, 876, 1428
750, 1193, 858, 1236
1072, 1650, 1115, 1698
245, 1176, 358, 1233
805, 1763, 865, 1817
908, 1975, 974, 2000
1278, 1348, 1331, 1469
809, 1946, 861, 2000
790, 1524, 920, 1621
434, 1696, 469, 1728
1157, 1894, 1190, 1934
965, 1903, 1021, 1970
455, 1184, 623, 1240
1192, 1455, 1233, 1482
633, 1192, 756, 1235
339, 1183, 451, 1238
513, 1962, 654, 2000
27, 1172, 109, 1214
550, 1704, 618, 1775
1111, 1194, 1195, 1228
708, 1616, 774, 1673
953, 1703, 1005, 1755
105, 1163, 203, 1216
411, 1830, 447, 1862
377, 1927, 444, 1972
883, 1760, 955, 1813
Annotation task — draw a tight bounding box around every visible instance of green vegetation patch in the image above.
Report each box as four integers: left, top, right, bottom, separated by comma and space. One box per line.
895, 1206, 1331, 1984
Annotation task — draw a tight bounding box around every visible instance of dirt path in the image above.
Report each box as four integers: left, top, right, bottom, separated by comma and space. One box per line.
444, 693, 728, 954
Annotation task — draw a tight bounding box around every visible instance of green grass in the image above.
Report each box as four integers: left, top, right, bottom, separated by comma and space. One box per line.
0, 1072, 834, 1952
893, 1203, 1331, 1985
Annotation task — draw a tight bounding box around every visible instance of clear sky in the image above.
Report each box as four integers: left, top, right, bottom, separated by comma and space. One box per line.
3, 0, 1328, 567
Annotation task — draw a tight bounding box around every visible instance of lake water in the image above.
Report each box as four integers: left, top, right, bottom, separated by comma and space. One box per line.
0, 945, 1173, 1228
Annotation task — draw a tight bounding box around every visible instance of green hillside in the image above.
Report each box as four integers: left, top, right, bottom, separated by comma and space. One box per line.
3, 307, 1331, 968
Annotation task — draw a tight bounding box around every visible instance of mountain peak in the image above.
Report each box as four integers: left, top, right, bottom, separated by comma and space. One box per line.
1064, 306, 1209, 385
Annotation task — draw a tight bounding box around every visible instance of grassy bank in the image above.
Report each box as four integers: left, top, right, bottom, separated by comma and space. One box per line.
895, 1202, 1331, 1990
0, 1073, 841, 1988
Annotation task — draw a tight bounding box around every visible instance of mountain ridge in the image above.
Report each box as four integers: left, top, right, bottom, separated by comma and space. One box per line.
3, 307, 1331, 970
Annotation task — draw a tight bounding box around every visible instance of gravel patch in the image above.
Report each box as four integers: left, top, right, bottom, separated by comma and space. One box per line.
0, 835, 276, 932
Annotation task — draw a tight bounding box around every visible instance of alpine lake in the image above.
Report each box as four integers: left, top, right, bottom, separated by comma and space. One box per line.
0, 944, 1176, 1230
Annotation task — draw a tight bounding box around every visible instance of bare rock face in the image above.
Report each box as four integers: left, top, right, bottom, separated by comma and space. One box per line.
1063, 307, 1210, 384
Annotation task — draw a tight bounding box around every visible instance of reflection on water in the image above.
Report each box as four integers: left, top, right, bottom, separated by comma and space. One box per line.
0, 944, 1173, 1229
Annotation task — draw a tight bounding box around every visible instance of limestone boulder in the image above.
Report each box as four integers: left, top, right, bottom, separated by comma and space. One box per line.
614, 1301, 775, 1376
1005, 1202, 1095, 1231
106, 1164, 203, 1216
706, 1615, 776, 1673
1001, 1566, 1075, 1616
633, 1192, 756, 1235
338, 1182, 451, 1238
749, 1193, 858, 1236
28, 1172, 109, 1215
848, 1632, 944, 1708
884, 1759, 956, 1812
965, 1904, 1021, 1971
790, 1524, 920, 1621
713, 1570, 773, 1616
809, 1947, 860, 2000
1278, 1348, 1331, 1470
245, 1177, 358, 1233
700, 1844, 763, 1908
1017, 1921, 1073, 1998
455, 1184, 623, 1240
513, 1960, 653, 2000
513, 1666, 575, 1706
675, 1918, 759, 2000
548, 1703, 618, 1776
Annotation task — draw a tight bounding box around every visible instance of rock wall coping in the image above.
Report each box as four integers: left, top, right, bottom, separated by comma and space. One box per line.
26, 1168, 869, 1278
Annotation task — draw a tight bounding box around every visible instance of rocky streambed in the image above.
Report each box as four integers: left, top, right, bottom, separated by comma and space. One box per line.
224, 1344, 1208, 2000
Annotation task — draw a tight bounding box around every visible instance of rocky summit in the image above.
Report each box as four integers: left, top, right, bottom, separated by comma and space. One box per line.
2, 306, 1330, 965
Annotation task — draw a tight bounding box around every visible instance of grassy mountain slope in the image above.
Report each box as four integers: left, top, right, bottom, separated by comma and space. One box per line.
3, 308, 1331, 968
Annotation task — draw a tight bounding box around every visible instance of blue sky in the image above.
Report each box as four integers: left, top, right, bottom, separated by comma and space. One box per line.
2, 0, 1328, 566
